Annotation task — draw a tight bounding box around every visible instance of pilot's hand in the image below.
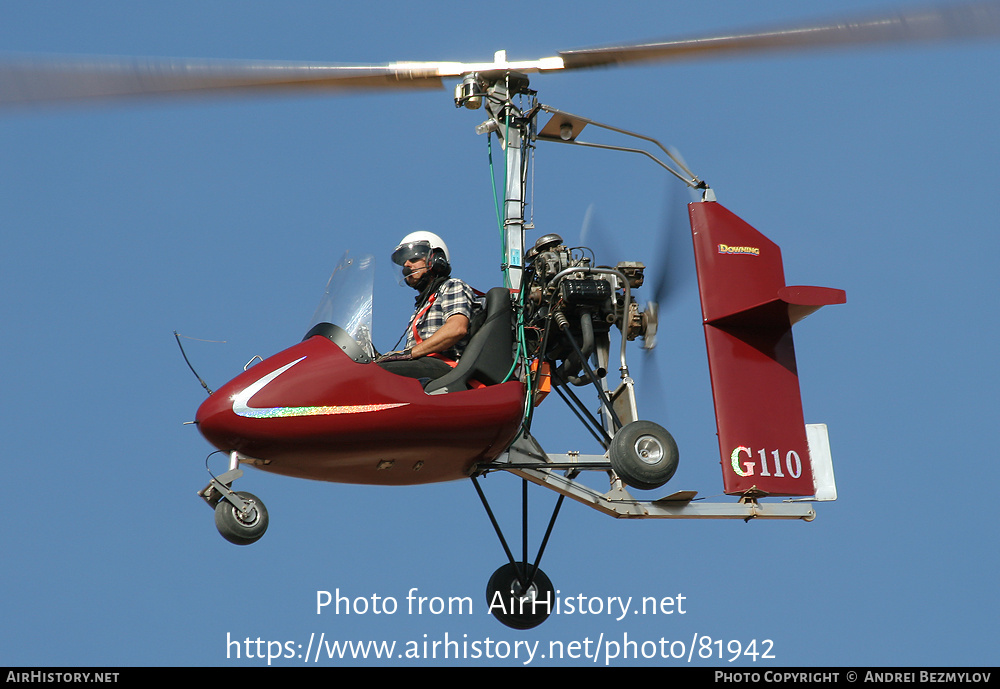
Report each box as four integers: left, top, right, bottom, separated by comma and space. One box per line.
375, 348, 414, 364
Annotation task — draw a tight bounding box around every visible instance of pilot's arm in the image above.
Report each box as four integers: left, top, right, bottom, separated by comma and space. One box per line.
411, 314, 469, 358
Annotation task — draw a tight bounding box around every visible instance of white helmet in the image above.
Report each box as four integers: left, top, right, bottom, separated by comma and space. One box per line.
391, 231, 452, 285
391, 231, 450, 266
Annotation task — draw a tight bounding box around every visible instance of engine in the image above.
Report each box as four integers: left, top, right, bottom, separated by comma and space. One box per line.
521, 233, 655, 386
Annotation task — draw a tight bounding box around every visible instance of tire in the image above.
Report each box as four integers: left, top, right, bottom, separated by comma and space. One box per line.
609, 420, 679, 491
485, 562, 554, 630
214, 491, 269, 545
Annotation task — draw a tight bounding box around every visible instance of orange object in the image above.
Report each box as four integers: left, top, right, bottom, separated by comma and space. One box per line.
531, 359, 551, 406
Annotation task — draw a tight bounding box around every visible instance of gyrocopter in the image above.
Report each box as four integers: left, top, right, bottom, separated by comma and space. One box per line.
5, 2, 998, 630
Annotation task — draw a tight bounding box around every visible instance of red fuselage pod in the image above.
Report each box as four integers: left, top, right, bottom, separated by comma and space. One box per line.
195, 335, 526, 485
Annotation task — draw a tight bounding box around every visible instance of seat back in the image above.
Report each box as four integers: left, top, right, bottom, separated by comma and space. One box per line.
423, 287, 514, 394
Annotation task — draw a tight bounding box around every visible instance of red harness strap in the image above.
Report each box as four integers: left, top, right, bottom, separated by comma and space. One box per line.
411, 293, 458, 367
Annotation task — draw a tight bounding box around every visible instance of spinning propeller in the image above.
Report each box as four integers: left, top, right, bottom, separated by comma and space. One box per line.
639, 177, 696, 353
2, 2, 999, 106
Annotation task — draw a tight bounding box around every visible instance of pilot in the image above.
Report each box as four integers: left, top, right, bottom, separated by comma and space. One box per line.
375, 231, 477, 380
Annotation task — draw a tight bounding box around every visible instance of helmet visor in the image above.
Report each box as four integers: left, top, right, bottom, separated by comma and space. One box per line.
391, 240, 432, 267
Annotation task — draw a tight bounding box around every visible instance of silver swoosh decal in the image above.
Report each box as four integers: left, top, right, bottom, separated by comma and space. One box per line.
232, 356, 408, 418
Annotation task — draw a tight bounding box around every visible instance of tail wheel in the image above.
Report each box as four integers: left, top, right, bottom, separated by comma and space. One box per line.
214, 491, 269, 545
486, 562, 554, 630
609, 420, 679, 491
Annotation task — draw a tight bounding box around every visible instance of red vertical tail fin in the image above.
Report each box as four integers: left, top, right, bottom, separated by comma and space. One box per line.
689, 201, 845, 497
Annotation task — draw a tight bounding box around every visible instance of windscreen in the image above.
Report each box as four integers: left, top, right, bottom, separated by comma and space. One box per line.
308, 251, 375, 355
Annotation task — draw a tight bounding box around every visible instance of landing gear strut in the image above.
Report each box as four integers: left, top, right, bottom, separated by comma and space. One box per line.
473, 475, 563, 630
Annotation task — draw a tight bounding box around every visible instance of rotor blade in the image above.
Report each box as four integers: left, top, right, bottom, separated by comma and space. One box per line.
0, 54, 450, 107
558, 1, 1000, 69
6, 3, 996, 107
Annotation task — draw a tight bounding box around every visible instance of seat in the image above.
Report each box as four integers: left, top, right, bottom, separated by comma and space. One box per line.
423, 287, 514, 394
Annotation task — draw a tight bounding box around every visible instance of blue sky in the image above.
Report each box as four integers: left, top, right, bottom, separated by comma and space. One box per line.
1, 0, 997, 667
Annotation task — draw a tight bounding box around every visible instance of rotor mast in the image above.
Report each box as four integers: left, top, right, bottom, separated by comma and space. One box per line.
501, 112, 526, 291
455, 53, 535, 291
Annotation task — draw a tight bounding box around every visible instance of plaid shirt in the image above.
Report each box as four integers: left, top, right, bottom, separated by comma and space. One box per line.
405, 278, 476, 361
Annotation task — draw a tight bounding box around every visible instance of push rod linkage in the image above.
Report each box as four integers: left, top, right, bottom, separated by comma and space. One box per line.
535, 104, 707, 190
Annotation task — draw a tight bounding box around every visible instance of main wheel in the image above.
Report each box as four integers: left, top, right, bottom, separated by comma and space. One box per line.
214, 491, 269, 545
609, 420, 679, 491
486, 562, 554, 630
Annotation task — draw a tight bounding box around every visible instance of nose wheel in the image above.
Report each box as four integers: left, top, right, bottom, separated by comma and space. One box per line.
214, 491, 269, 545
198, 452, 270, 546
